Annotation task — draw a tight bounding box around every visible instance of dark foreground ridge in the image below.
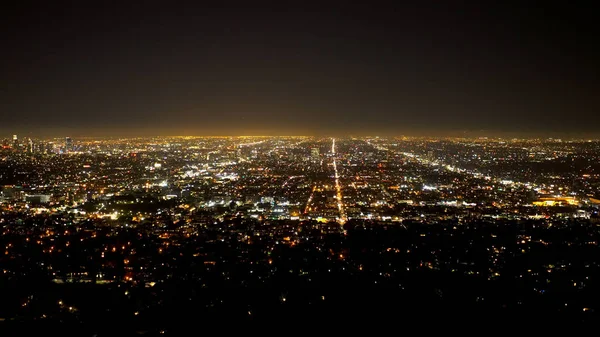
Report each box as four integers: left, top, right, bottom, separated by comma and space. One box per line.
1, 218, 599, 335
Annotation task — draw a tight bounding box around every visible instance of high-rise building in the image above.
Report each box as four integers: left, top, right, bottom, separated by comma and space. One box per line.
34, 141, 44, 154
27, 138, 33, 153
65, 137, 73, 152
48, 142, 58, 154
311, 147, 320, 160
427, 150, 434, 161
12, 135, 18, 150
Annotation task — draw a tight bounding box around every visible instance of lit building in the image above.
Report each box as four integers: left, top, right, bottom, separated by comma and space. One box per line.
532, 197, 578, 207
27, 138, 34, 153
311, 147, 319, 160
25, 194, 52, 204
65, 137, 73, 152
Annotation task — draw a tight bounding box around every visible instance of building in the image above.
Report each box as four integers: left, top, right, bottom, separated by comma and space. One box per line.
65, 137, 73, 152
427, 150, 435, 161
34, 141, 46, 154
27, 138, 34, 153
2, 186, 23, 200
311, 147, 320, 160
47, 142, 57, 154
532, 197, 578, 207
25, 194, 52, 204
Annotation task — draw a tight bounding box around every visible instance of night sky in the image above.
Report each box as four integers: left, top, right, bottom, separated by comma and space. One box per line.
1, 1, 598, 137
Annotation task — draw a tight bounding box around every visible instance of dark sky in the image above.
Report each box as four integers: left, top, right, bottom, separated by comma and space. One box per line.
1, 1, 598, 137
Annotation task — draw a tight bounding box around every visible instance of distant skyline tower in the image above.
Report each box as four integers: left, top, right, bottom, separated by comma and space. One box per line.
27, 138, 33, 153
311, 147, 320, 160
427, 150, 434, 161
65, 137, 73, 152
12, 135, 18, 150
34, 141, 43, 154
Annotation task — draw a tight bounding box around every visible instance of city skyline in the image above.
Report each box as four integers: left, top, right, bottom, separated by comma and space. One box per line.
3, 129, 600, 140
2, 135, 600, 332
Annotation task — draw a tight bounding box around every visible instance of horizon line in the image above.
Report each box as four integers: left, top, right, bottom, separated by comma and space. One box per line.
2, 134, 600, 141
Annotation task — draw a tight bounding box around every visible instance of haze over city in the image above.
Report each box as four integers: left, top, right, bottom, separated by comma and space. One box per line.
2, 2, 598, 137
